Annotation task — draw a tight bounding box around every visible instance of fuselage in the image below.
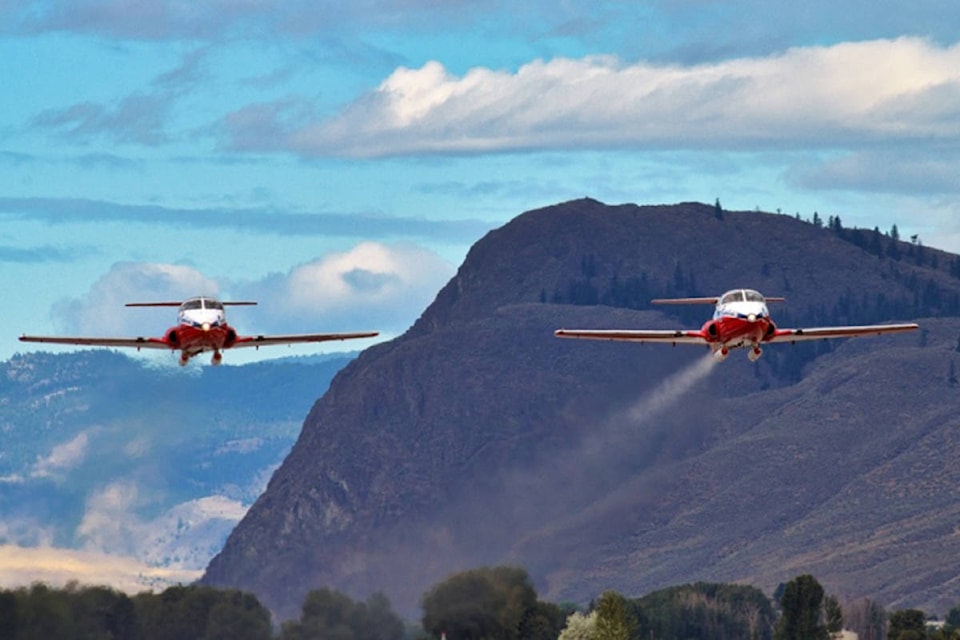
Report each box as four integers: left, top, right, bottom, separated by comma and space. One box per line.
166, 296, 237, 364
701, 289, 775, 358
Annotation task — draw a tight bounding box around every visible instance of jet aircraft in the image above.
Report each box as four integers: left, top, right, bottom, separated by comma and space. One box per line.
555, 288, 918, 362
20, 295, 379, 366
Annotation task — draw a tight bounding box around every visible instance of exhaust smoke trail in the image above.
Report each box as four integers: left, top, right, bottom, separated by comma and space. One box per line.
580, 352, 719, 460
626, 353, 719, 425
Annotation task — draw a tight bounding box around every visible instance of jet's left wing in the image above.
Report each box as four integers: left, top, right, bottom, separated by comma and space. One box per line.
19, 335, 171, 349
554, 329, 707, 345
230, 331, 379, 348
766, 323, 918, 344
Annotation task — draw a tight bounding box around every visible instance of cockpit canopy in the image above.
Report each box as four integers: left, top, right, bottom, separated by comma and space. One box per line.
719, 289, 765, 305
180, 297, 224, 312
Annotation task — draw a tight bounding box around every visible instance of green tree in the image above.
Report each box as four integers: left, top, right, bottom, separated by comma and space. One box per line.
824, 595, 843, 634
364, 592, 406, 640
421, 566, 540, 640
72, 585, 141, 640
594, 591, 636, 640
281, 589, 403, 640
0, 591, 17, 640
16, 583, 75, 640
774, 574, 828, 640
202, 590, 273, 640
945, 604, 960, 629
519, 600, 568, 640
889, 609, 927, 640
135, 585, 272, 640
634, 582, 774, 640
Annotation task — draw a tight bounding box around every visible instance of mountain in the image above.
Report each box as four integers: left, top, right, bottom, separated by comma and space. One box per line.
202, 199, 960, 619
0, 350, 351, 587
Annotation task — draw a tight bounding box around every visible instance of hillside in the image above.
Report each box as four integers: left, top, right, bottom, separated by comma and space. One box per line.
0, 351, 351, 586
202, 199, 960, 618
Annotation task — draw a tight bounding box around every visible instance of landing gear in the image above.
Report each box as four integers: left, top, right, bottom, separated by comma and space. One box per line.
748, 346, 763, 362
211, 351, 222, 366
713, 348, 729, 362
179, 353, 189, 367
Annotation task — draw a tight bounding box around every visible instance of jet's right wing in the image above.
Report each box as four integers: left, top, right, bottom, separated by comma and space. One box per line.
19, 335, 171, 349
554, 329, 708, 345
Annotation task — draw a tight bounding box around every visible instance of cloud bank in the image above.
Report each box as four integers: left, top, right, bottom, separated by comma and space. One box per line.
0, 545, 201, 593
219, 38, 960, 160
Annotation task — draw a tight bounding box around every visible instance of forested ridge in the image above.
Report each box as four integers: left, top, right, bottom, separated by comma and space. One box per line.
5, 569, 960, 640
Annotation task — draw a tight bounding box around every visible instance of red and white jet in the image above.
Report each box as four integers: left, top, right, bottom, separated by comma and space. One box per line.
20, 295, 379, 366
555, 288, 918, 362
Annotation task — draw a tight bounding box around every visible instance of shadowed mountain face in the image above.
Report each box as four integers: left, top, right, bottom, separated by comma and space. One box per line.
202, 199, 960, 619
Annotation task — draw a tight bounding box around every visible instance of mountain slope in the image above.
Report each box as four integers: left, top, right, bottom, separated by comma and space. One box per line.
202, 199, 960, 618
0, 351, 351, 587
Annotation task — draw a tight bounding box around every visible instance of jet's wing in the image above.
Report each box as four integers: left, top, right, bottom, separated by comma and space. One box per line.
19, 335, 171, 349
554, 329, 708, 345
766, 323, 919, 343
230, 331, 379, 348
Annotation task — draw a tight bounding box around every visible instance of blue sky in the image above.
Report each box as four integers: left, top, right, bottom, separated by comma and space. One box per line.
3, 0, 960, 363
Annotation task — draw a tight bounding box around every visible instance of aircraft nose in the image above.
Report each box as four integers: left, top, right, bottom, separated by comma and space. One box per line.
202, 322, 211, 332
747, 313, 757, 323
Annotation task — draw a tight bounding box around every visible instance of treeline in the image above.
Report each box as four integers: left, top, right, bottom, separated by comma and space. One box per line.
3, 569, 960, 640
0, 582, 274, 640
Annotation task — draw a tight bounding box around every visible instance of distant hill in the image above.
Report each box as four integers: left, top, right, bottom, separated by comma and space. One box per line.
0, 350, 351, 585
202, 199, 960, 619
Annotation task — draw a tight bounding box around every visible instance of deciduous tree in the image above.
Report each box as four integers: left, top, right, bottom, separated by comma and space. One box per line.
774, 574, 828, 640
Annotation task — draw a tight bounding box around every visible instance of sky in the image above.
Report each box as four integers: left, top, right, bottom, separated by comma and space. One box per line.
2, 0, 960, 598
2, 0, 960, 365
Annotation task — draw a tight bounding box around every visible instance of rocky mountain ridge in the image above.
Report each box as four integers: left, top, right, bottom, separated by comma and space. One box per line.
202, 199, 960, 618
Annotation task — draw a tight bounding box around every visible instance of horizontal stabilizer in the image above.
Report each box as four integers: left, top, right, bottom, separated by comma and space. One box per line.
125, 301, 258, 307
651, 295, 786, 305
651, 297, 719, 305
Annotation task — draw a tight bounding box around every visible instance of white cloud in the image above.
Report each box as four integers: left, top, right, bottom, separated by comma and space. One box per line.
52, 262, 220, 336
0, 518, 56, 547
31, 431, 91, 479
238, 241, 454, 334
222, 38, 960, 158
